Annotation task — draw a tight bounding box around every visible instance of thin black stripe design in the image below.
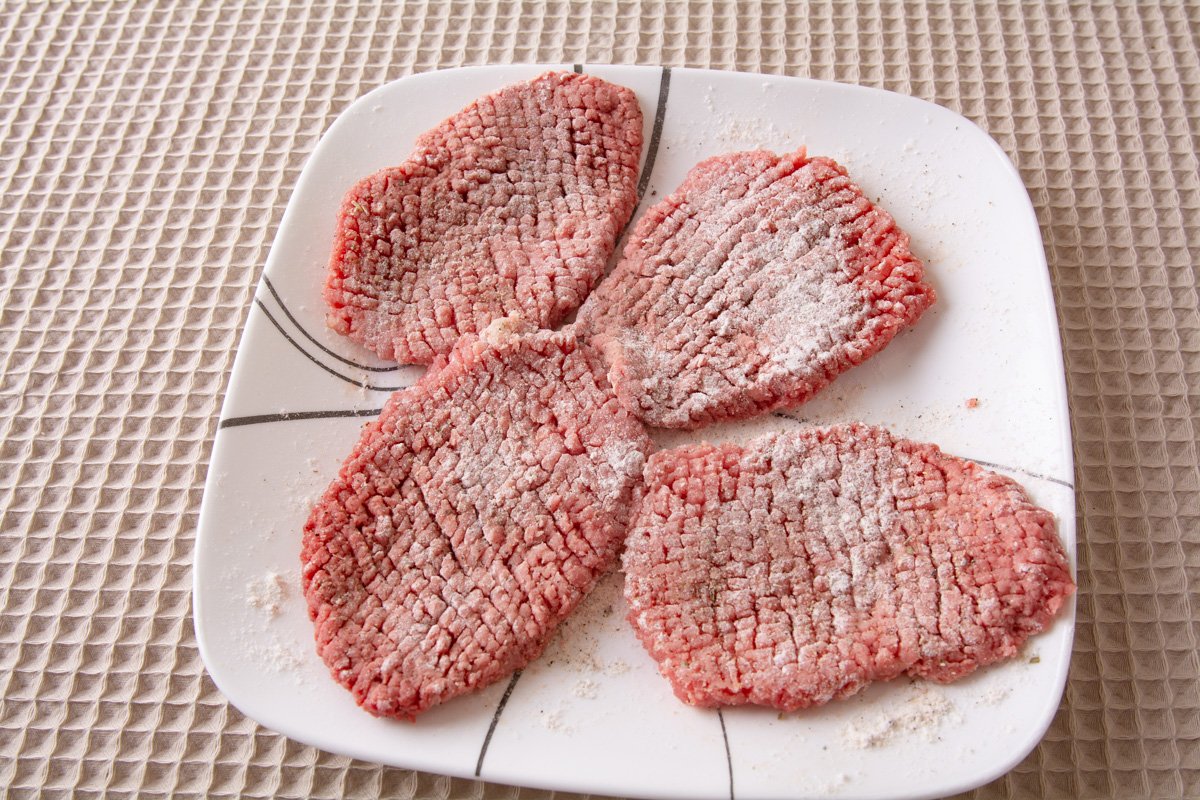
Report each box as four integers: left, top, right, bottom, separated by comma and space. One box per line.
572, 63, 583, 74
261, 275, 399, 372
475, 671, 522, 777
771, 412, 1074, 488
953, 454, 1074, 489
254, 299, 406, 392
605, 66, 673, 265
636, 66, 671, 203
218, 408, 384, 430
717, 709, 735, 800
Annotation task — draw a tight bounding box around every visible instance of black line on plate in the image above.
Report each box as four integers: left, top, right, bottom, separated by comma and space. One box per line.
572, 63, 583, 74
217, 408, 384, 430
475, 670, 522, 777
952, 454, 1075, 489
260, 275, 399, 372
254, 299, 405, 392
601, 66, 674, 271
770, 413, 1073, 488
717, 709, 735, 800
636, 66, 671, 203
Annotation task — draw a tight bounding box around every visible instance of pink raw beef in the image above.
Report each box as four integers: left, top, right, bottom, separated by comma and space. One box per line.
623, 424, 1075, 711
326, 71, 643, 364
302, 317, 651, 719
578, 149, 936, 429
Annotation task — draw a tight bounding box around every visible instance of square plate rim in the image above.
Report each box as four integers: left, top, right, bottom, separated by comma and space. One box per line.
193, 63, 1076, 800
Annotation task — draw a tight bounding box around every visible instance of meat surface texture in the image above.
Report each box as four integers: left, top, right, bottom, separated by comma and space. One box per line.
623, 424, 1075, 711
577, 149, 936, 429
302, 318, 652, 719
324, 71, 643, 364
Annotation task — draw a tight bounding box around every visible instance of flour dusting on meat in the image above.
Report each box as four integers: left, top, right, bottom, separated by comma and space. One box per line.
301, 320, 651, 719
325, 72, 643, 364
579, 149, 934, 429
623, 424, 1075, 711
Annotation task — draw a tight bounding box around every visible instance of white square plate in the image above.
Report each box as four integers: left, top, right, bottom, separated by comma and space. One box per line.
194, 65, 1076, 800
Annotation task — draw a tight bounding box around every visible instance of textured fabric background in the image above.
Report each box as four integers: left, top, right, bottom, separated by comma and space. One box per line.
1, 1, 1197, 798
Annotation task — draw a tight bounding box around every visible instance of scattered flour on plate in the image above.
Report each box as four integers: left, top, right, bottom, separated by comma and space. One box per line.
251, 640, 304, 674
542, 704, 575, 734
686, 83, 796, 150
803, 773, 851, 795
977, 686, 1010, 706
246, 571, 289, 617
572, 679, 599, 700
538, 572, 633, 678
841, 686, 960, 748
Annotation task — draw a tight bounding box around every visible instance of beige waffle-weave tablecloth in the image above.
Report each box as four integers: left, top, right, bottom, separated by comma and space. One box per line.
2, 2, 1198, 798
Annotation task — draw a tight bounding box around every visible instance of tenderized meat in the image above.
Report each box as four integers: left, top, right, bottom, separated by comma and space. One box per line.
577, 149, 936, 429
301, 317, 652, 719
325, 71, 643, 364
623, 424, 1075, 711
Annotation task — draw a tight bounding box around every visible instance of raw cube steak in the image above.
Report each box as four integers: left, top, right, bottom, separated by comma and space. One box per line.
302, 318, 652, 719
623, 424, 1074, 711
325, 71, 643, 364
578, 149, 936, 429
